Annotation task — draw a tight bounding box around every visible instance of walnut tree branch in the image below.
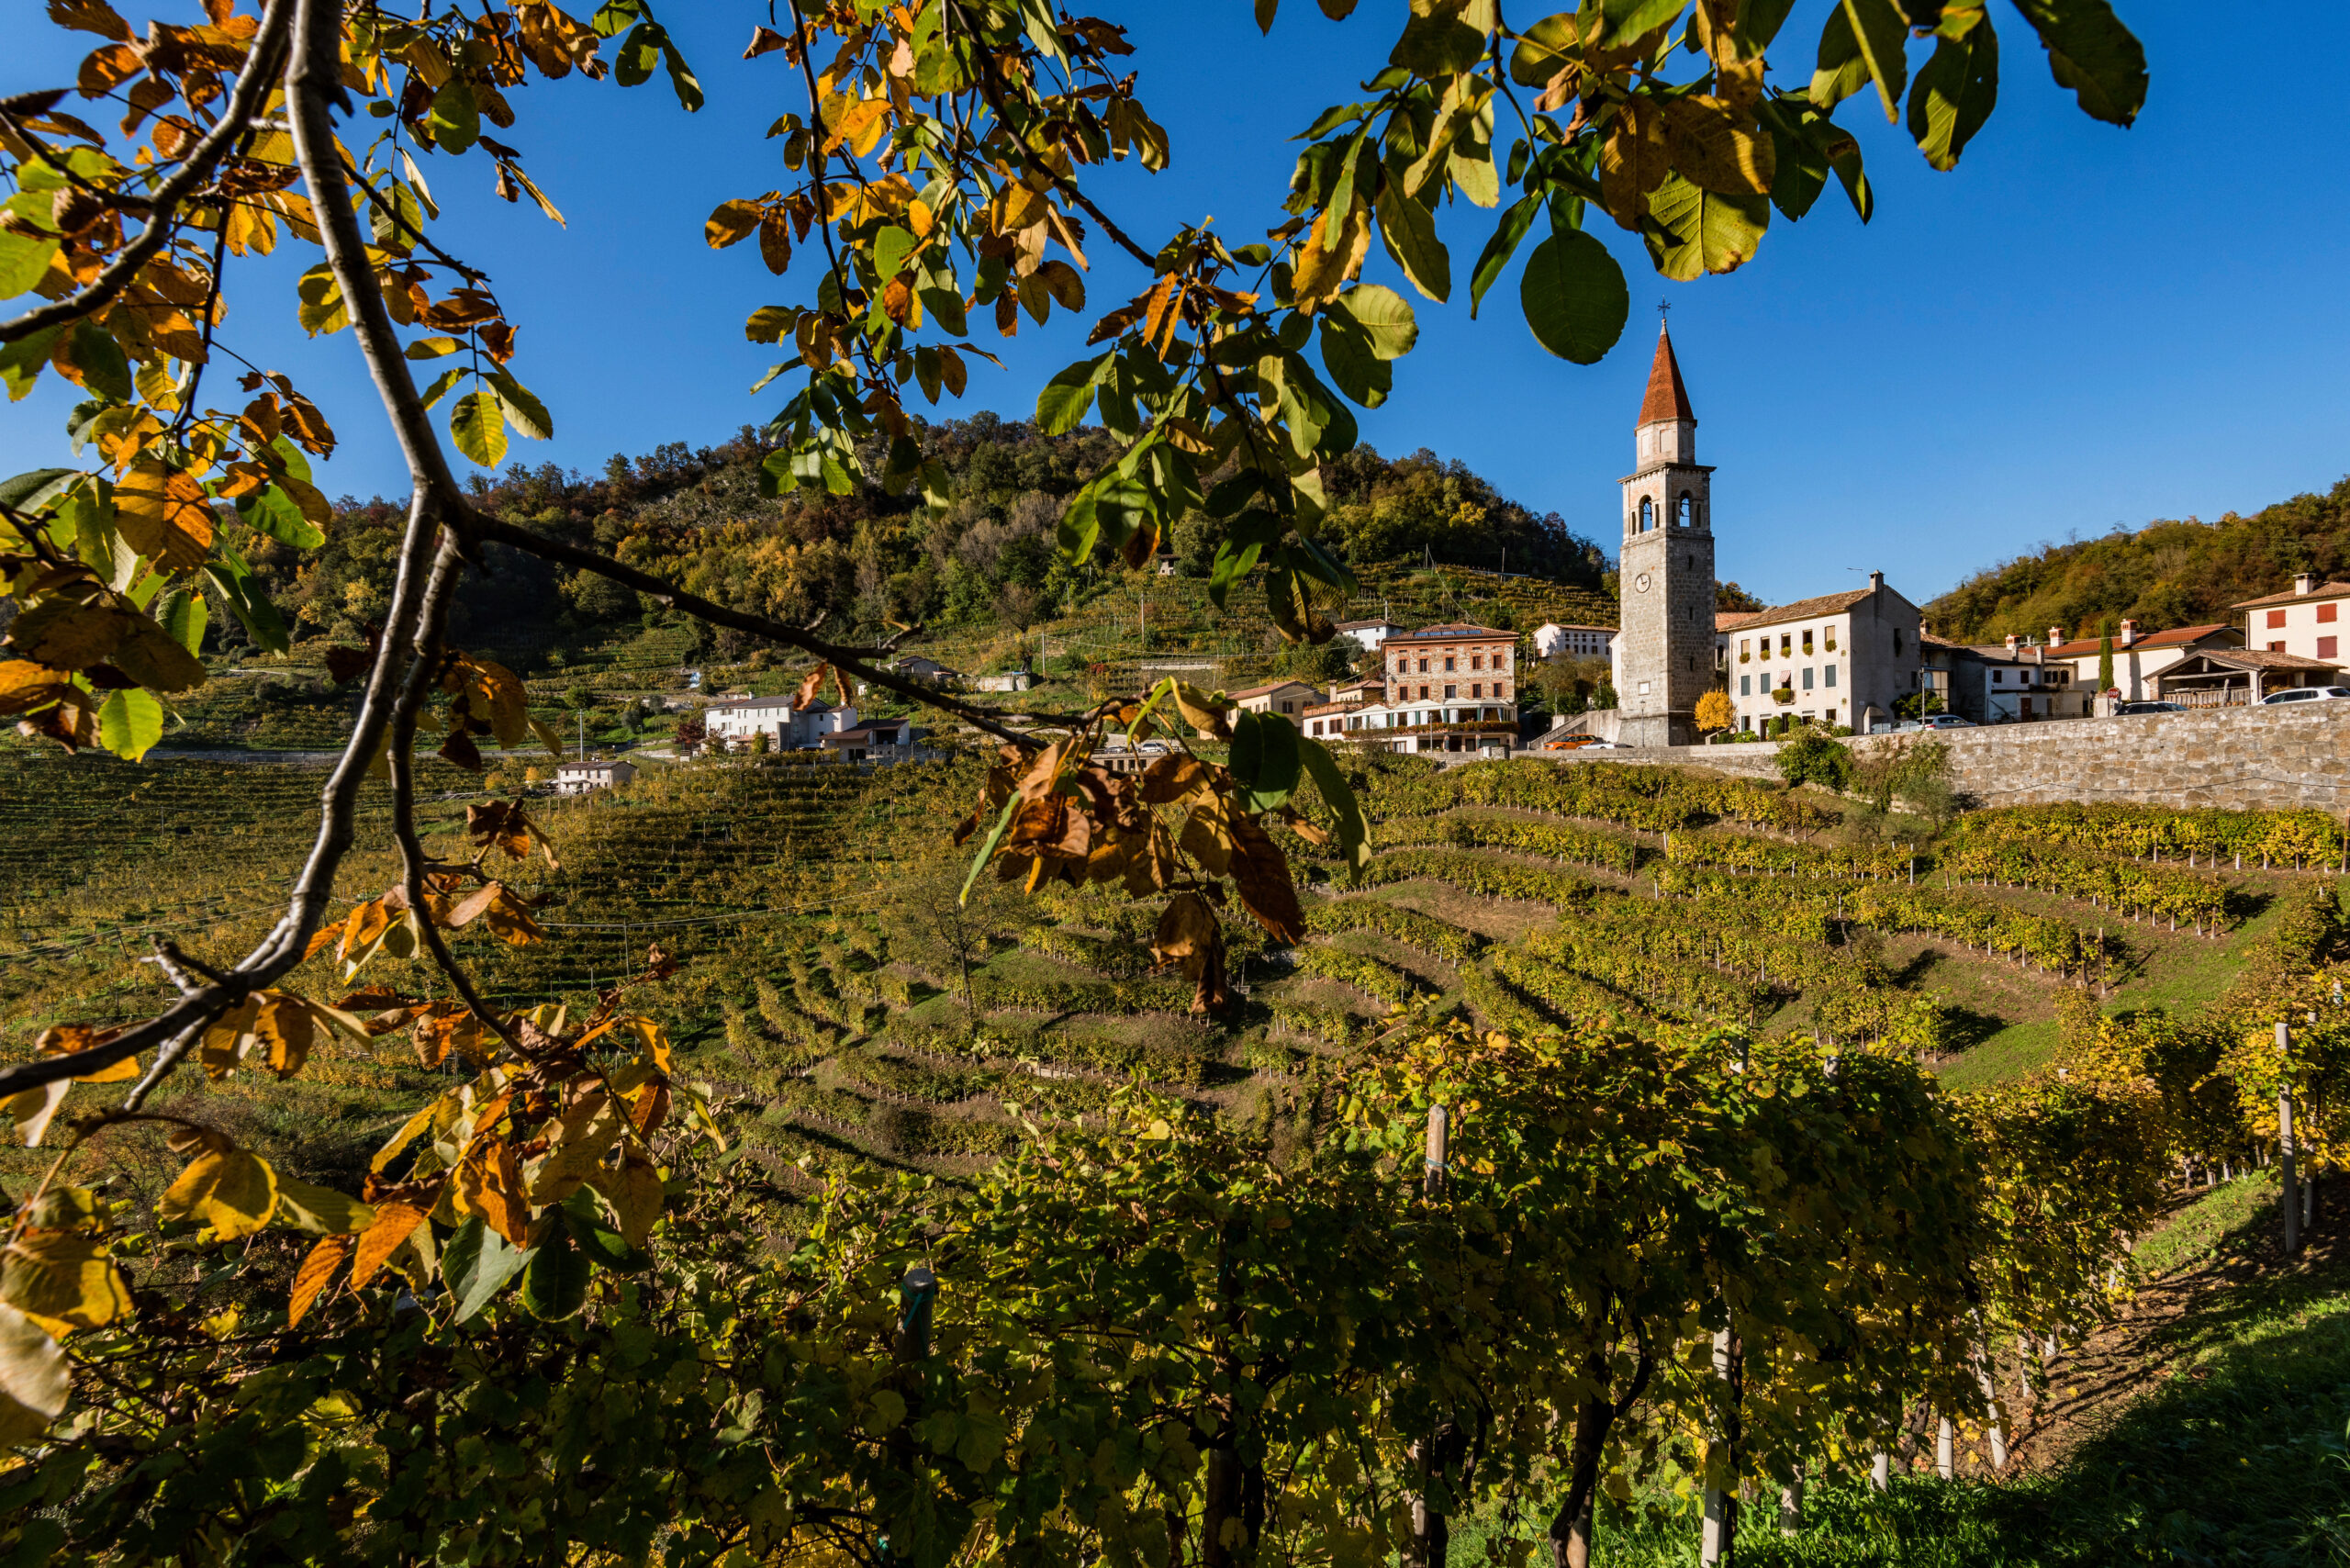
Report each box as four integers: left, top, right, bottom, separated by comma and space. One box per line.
0, 0, 294, 343
465, 514, 1042, 751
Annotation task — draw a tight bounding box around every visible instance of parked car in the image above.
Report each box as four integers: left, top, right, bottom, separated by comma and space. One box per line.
2260, 686, 2350, 705
1541, 734, 1600, 751
1908, 713, 1976, 730
2111, 700, 2185, 715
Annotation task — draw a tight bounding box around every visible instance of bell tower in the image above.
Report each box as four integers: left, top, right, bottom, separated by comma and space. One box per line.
1615, 318, 1715, 747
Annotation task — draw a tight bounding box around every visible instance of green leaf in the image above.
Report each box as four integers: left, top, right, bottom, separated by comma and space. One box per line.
426, 78, 480, 155
560, 1189, 647, 1272
873, 225, 919, 281
1317, 317, 1389, 409
1373, 185, 1450, 304
1334, 283, 1416, 359
1835, 0, 1909, 123
0, 468, 76, 517
1227, 710, 1303, 812
0, 230, 59, 300
660, 36, 704, 112
1035, 355, 1106, 435
205, 543, 289, 655
1642, 175, 1770, 282
237, 484, 324, 549
1600, 0, 1686, 47
1390, 6, 1489, 73
0, 326, 59, 402
1735, 0, 1801, 50
615, 21, 663, 87
445, 1216, 534, 1324
1809, 4, 1871, 112
959, 792, 1022, 906
98, 688, 163, 760
520, 1224, 590, 1321
591, 0, 643, 38
1907, 17, 1998, 171
487, 370, 554, 441
1519, 230, 1629, 364
1296, 735, 1371, 875
1469, 194, 1542, 319
156, 584, 207, 658
2009, 0, 2145, 127
66, 319, 131, 402
450, 391, 508, 468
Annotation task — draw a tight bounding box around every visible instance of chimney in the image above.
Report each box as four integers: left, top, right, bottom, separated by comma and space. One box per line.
1869, 569, 1885, 593
2049, 624, 2065, 648
2120, 619, 2137, 647
2003, 633, 2019, 655
2296, 572, 2316, 596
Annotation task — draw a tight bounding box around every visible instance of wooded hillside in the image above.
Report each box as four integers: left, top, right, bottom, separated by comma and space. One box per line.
254, 419, 1609, 664
1925, 477, 2350, 644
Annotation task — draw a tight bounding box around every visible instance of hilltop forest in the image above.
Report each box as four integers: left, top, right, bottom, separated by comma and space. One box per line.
252, 418, 1610, 662
1925, 476, 2350, 644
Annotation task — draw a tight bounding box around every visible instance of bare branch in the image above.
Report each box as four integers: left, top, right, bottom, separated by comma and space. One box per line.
387, 530, 517, 1043
0, 0, 294, 343
468, 514, 1043, 751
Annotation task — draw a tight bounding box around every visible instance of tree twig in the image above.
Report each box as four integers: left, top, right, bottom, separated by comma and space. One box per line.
386, 529, 517, 1043
466, 514, 1042, 751
0, 0, 295, 343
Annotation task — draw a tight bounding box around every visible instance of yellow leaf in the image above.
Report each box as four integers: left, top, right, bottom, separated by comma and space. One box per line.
0, 1302, 67, 1445
273, 1176, 375, 1235
2, 1081, 70, 1148
586, 1153, 663, 1247
0, 1232, 132, 1331
159, 1148, 280, 1238
114, 460, 216, 571
287, 1233, 351, 1327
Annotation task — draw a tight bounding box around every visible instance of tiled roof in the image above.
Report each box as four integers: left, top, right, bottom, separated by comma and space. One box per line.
1226, 679, 1317, 700
1716, 611, 1762, 631
2232, 581, 2350, 610
1638, 320, 1695, 426
1333, 618, 1403, 631
1386, 623, 1514, 644
2043, 623, 2233, 659
1719, 588, 1877, 633
2170, 649, 2342, 673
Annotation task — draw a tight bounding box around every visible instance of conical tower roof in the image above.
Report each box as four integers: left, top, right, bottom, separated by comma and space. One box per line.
1637, 319, 1695, 426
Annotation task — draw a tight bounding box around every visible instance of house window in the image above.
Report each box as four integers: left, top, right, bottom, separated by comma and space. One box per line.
1801, 631, 1814, 655
1417, 659, 1428, 673
1740, 638, 1751, 661
2323, 637, 2341, 660
2269, 609, 2288, 628
1802, 667, 1815, 690
1471, 683, 1483, 698
1640, 497, 1654, 531
1740, 675, 1751, 696
1280, 700, 1293, 713
2323, 603, 2341, 624
1780, 633, 1792, 655
1444, 657, 1456, 672
1677, 491, 1694, 527
1418, 685, 1428, 700
1495, 651, 1508, 669
1992, 670, 2003, 684
1825, 664, 1838, 688
1471, 655, 1483, 670
1891, 629, 1904, 655
1444, 685, 1457, 699
2271, 642, 2288, 653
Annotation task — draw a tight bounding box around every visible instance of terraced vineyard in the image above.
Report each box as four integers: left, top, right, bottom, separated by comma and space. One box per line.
4, 744, 2341, 1193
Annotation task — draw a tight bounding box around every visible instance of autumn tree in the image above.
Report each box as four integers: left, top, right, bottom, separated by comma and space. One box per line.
1695, 687, 1735, 734
0, 0, 2151, 1547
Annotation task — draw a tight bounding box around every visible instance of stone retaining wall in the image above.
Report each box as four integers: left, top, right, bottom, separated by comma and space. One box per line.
1559, 704, 2350, 812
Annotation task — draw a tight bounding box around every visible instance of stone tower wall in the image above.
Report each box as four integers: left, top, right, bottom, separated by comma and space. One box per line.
1616, 453, 1715, 746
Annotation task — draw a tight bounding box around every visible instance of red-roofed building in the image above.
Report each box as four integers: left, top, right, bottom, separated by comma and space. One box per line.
2038, 620, 2241, 703
2232, 574, 2350, 666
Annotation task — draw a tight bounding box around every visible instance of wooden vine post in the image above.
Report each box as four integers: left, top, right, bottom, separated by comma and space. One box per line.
2277, 1022, 2300, 1256
1411, 1103, 1451, 1568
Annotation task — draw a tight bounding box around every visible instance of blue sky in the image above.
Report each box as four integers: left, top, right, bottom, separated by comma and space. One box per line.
8, 3, 2342, 609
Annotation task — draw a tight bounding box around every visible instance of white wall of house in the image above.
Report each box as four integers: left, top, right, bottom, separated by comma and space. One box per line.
1728, 597, 1922, 733
2244, 590, 2350, 665
704, 698, 855, 748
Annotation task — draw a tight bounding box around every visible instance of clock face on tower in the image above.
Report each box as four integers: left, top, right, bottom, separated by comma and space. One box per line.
1633, 572, 1651, 594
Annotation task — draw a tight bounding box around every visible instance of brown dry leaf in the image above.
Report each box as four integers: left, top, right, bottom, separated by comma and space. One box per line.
1179, 794, 1237, 879
0, 660, 77, 717
1138, 753, 1212, 805
1597, 97, 1670, 230
1660, 95, 1774, 196
1228, 811, 1305, 945
455, 1137, 531, 1248
350, 1198, 433, 1289
286, 1233, 352, 1328
794, 663, 830, 707
1291, 202, 1370, 308
30, 1024, 134, 1083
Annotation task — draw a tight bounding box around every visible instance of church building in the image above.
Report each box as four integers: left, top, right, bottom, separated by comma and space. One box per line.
1609, 321, 1717, 746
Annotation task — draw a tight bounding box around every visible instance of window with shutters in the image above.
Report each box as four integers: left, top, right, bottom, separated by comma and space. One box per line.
2269, 609, 2288, 628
